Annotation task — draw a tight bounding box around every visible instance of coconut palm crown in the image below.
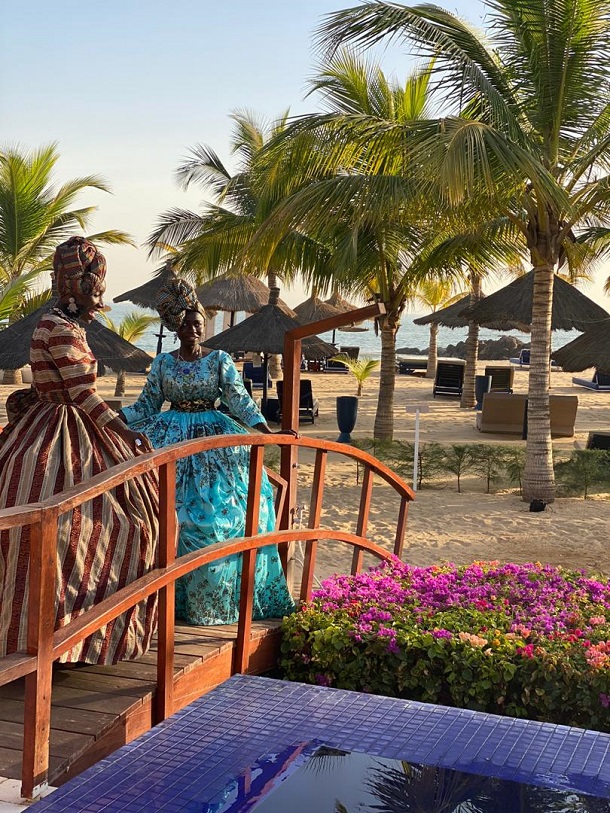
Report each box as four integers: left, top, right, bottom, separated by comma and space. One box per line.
317, 0, 610, 502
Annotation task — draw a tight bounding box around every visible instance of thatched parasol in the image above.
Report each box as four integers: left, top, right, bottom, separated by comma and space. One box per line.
197, 273, 292, 322
0, 301, 152, 373
204, 288, 336, 409
324, 290, 369, 343
325, 290, 357, 312
294, 294, 343, 325
461, 272, 609, 332
551, 318, 610, 372
113, 263, 176, 309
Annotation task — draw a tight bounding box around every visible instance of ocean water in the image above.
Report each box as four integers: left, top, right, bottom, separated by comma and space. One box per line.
106, 302, 580, 359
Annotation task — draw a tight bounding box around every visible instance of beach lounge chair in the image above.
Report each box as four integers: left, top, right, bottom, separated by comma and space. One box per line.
548, 394, 579, 438
484, 366, 515, 393
511, 348, 530, 366
476, 392, 527, 434
586, 432, 610, 450
243, 362, 272, 389
276, 379, 319, 424
338, 346, 360, 360
397, 356, 428, 375
433, 361, 465, 398
324, 358, 349, 373
572, 370, 610, 391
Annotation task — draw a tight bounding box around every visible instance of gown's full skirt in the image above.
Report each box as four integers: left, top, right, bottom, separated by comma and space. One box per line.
129, 408, 294, 625
0, 402, 159, 664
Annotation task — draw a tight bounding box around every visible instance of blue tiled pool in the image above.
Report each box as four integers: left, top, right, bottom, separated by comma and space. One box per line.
34, 675, 610, 812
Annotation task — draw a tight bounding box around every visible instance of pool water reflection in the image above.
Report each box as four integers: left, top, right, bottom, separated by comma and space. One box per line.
206, 742, 610, 812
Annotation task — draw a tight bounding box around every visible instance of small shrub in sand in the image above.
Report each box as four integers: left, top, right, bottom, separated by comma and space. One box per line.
281, 560, 610, 732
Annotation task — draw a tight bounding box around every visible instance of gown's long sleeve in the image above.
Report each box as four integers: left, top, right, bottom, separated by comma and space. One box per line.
121, 355, 166, 424
36, 320, 117, 429
219, 353, 266, 427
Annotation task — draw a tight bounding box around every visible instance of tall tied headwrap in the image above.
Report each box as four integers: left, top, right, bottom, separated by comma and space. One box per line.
156, 277, 205, 332
52, 236, 107, 297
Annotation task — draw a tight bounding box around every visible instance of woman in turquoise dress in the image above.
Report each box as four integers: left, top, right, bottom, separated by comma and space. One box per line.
120, 278, 295, 625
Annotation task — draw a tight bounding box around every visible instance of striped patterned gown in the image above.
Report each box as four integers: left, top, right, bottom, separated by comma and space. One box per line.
0, 311, 159, 664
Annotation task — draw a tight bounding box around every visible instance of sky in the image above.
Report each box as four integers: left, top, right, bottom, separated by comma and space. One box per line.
2, 0, 609, 309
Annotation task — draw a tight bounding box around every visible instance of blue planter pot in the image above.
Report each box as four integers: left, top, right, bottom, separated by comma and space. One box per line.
336, 396, 358, 443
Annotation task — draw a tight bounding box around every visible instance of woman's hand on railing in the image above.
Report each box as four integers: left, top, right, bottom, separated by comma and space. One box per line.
109, 419, 153, 455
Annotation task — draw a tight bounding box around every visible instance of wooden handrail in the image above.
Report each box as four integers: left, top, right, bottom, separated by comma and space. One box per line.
0, 434, 414, 798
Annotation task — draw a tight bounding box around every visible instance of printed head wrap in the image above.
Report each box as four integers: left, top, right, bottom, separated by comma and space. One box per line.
52, 237, 107, 297
155, 276, 205, 332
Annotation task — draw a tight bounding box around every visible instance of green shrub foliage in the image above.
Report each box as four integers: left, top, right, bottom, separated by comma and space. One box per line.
281, 560, 610, 731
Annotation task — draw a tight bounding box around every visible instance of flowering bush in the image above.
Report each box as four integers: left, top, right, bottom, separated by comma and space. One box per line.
280, 560, 610, 731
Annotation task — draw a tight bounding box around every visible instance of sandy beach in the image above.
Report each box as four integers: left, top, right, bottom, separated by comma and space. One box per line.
2, 361, 609, 583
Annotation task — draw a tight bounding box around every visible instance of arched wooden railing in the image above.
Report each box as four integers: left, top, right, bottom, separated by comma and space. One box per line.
0, 435, 414, 798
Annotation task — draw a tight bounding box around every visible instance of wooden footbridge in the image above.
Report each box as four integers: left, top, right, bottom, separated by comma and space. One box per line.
0, 435, 414, 798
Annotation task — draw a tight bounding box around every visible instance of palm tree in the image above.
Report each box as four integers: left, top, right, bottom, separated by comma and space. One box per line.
318, 0, 610, 502
0, 144, 135, 294
409, 279, 463, 380
147, 111, 330, 378
246, 53, 460, 439
331, 354, 380, 395
0, 143, 136, 384
100, 310, 159, 396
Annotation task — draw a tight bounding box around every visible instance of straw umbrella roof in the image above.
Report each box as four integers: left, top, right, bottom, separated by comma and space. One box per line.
551, 318, 610, 372
113, 264, 176, 309
0, 302, 153, 372
196, 273, 292, 315
294, 294, 343, 325
325, 291, 358, 312
204, 289, 336, 360
461, 272, 609, 332
413, 294, 510, 331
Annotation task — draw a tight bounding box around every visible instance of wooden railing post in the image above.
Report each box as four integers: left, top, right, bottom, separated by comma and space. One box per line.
22, 508, 58, 799
234, 445, 264, 674
394, 496, 409, 558
280, 337, 301, 592
156, 461, 177, 723
300, 449, 327, 603
352, 466, 374, 574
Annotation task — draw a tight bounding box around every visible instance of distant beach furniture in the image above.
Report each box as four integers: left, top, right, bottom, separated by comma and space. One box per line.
396, 355, 464, 376
432, 360, 466, 398
484, 365, 514, 393
572, 370, 610, 391
509, 348, 561, 369
276, 379, 319, 424
477, 392, 578, 438
476, 392, 527, 434
242, 361, 272, 390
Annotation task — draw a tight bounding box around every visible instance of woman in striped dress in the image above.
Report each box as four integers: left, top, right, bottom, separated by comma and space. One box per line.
0, 237, 159, 664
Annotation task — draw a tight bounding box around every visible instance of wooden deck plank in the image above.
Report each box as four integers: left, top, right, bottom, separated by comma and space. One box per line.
0, 699, 117, 736
0, 747, 62, 782
0, 619, 283, 790
0, 720, 93, 758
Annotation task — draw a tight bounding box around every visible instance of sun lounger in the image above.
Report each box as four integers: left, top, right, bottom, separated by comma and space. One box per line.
243, 362, 272, 389
484, 365, 514, 393
572, 370, 610, 391
477, 392, 578, 437
276, 379, 319, 424
476, 392, 527, 434
587, 432, 610, 450
433, 360, 465, 398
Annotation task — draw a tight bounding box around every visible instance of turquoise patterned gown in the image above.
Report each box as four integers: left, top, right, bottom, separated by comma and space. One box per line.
121, 350, 294, 625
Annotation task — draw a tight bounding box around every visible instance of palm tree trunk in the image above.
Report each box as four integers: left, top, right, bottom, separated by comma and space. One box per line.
460, 272, 483, 409
523, 265, 555, 503
425, 323, 438, 379
373, 310, 399, 440
460, 323, 480, 408
266, 270, 282, 380
3, 369, 22, 386
115, 369, 126, 397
